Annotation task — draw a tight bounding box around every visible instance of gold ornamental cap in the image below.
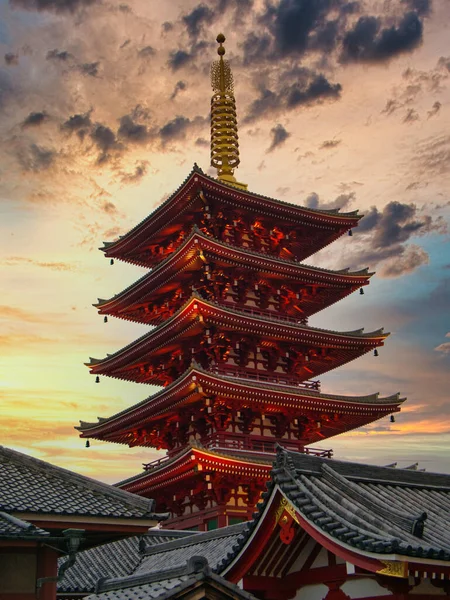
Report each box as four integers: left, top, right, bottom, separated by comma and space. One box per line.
210, 34, 247, 189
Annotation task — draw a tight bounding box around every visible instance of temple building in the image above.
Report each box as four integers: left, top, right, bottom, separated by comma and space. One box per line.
79, 35, 405, 531
59, 447, 450, 599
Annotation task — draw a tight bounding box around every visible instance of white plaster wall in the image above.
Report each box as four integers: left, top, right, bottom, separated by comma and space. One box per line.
293, 582, 329, 600
341, 577, 393, 597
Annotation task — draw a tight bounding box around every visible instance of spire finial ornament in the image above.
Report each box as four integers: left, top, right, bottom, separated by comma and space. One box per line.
210, 34, 247, 190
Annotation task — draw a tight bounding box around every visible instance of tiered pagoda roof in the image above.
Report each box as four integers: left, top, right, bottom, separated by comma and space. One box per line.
95, 228, 373, 325
78, 364, 404, 448
100, 166, 362, 268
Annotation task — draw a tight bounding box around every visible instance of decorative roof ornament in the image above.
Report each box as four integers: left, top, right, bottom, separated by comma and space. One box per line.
210, 34, 247, 190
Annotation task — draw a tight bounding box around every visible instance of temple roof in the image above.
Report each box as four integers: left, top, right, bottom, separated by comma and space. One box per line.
0, 445, 162, 522
100, 166, 362, 262
220, 447, 450, 579
117, 444, 272, 495
77, 365, 404, 444
95, 227, 372, 320
0, 510, 49, 538
83, 555, 257, 600
86, 295, 388, 375
59, 529, 196, 595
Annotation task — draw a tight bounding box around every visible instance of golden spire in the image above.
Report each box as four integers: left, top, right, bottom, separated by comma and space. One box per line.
210, 34, 247, 190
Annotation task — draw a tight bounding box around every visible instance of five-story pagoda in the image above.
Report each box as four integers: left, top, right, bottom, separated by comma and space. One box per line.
78, 35, 405, 531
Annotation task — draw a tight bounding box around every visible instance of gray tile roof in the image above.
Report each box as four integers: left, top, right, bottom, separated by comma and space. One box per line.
218, 447, 450, 573
0, 446, 159, 520
0, 511, 49, 537
136, 523, 248, 576
85, 575, 191, 599
84, 556, 258, 600
59, 530, 198, 594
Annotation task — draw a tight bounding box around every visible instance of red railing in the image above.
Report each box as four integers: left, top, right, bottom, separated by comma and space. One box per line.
220, 301, 307, 325
205, 433, 332, 458
142, 438, 332, 470
213, 365, 321, 390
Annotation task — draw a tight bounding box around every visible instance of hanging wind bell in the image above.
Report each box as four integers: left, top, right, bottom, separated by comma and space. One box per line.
85, 440, 90, 448
95, 376, 100, 383
374, 349, 379, 357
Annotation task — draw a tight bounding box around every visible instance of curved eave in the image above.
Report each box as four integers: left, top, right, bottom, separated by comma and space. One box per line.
95, 228, 372, 315
77, 366, 404, 442
86, 295, 388, 373
118, 446, 272, 494
100, 166, 362, 260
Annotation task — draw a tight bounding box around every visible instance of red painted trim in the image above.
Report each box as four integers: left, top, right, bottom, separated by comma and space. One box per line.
227, 501, 279, 583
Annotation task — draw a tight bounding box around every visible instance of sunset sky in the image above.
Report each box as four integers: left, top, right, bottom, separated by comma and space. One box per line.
1, 0, 449, 482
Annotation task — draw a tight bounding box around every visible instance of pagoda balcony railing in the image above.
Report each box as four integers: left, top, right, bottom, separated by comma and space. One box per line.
142, 436, 332, 471
212, 365, 321, 391
205, 433, 333, 459
219, 300, 307, 325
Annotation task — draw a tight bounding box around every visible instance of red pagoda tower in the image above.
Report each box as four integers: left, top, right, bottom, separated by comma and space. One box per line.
78, 35, 405, 531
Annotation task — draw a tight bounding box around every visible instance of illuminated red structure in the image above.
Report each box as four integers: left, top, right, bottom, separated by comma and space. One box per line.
78, 36, 404, 531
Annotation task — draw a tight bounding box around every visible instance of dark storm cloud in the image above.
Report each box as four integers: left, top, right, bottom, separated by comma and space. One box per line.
403, 108, 419, 123
90, 124, 121, 163
379, 245, 429, 277
168, 50, 193, 71
241, 33, 273, 65
267, 124, 290, 152
159, 115, 205, 145
138, 46, 155, 59
5, 53, 19, 66
245, 72, 341, 122
341, 12, 423, 63
305, 191, 354, 211
287, 74, 342, 108
261, 0, 337, 56
427, 101, 441, 118
195, 137, 208, 147
170, 80, 186, 100
159, 116, 192, 143
162, 21, 174, 33
17, 144, 56, 172
120, 160, 149, 184
78, 62, 99, 77
46, 49, 72, 61
357, 201, 446, 247
62, 112, 92, 133
22, 111, 48, 127
10, 0, 95, 12
117, 114, 151, 144
183, 4, 215, 37
345, 200, 448, 278
320, 138, 341, 149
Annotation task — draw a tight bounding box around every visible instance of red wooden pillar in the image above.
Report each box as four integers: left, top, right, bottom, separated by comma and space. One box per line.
36, 546, 58, 600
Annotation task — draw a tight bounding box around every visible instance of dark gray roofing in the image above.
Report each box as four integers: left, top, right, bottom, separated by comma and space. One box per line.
84, 556, 258, 600
85, 574, 191, 599
0, 511, 49, 537
217, 447, 450, 573
0, 446, 160, 520
136, 523, 248, 576
59, 530, 196, 594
